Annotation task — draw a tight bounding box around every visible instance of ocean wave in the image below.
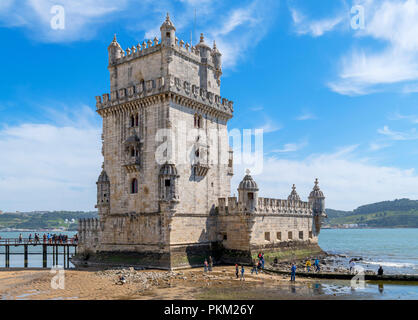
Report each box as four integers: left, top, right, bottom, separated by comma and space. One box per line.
363, 261, 415, 268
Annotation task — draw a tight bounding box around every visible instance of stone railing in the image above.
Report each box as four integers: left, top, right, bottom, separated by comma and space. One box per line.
111, 37, 220, 69
113, 38, 161, 65
95, 75, 233, 116
218, 197, 313, 215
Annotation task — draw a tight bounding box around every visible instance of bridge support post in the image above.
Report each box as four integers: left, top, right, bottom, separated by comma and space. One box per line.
42, 244, 47, 268
5, 245, 10, 268
67, 245, 70, 269
24, 244, 28, 268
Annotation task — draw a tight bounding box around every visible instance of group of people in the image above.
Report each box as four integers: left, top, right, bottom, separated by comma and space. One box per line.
17, 233, 78, 244
305, 258, 321, 273
290, 258, 321, 282
235, 264, 246, 281
250, 252, 265, 275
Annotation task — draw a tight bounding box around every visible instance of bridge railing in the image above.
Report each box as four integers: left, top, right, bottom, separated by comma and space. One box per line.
0, 237, 78, 245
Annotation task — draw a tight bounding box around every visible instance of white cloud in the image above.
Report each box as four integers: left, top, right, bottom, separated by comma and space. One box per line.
296, 112, 317, 121
272, 140, 308, 153
389, 112, 418, 124
377, 125, 418, 141
329, 0, 418, 95
232, 145, 418, 210
202, 0, 279, 69
0, 0, 129, 42
290, 7, 345, 37
0, 0, 278, 70
369, 142, 390, 151
257, 118, 282, 134
0, 106, 102, 212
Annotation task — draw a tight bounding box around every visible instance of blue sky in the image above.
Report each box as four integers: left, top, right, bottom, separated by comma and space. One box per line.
1, 0, 418, 212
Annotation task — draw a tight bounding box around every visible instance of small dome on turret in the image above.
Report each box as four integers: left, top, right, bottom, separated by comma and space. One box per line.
108, 34, 122, 50
160, 162, 178, 176
309, 178, 325, 199
160, 12, 176, 31
97, 170, 109, 183
238, 169, 259, 191
196, 33, 210, 49
288, 184, 301, 201
212, 40, 221, 54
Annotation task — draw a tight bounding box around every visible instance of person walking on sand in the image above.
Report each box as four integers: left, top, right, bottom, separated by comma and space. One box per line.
240, 266, 245, 281
290, 263, 297, 282
314, 258, 320, 272
235, 264, 239, 279
251, 260, 258, 275
208, 256, 213, 272
378, 265, 384, 276
305, 259, 311, 273
204, 259, 208, 272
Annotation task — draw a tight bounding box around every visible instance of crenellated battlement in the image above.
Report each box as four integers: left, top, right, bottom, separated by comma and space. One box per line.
109, 35, 221, 70
95, 74, 233, 117
218, 196, 313, 216
79, 218, 100, 231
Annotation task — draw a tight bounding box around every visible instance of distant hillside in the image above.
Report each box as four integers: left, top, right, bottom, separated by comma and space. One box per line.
0, 211, 98, 231
325, 199, 418, 228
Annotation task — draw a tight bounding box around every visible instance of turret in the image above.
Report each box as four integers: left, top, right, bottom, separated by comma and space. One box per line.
107, 34, 123, 65
308, 178, 327, 235
238, 169, 259, 212
159, 162, 180, 202
96, 169, 110, 220
195, 33, 211, 62
211, 40, 222, 71
287, 184, 301, 203
308, 179, 325, 214
160, 13, 176, 46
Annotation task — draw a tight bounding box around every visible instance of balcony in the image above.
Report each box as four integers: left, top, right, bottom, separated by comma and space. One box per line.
123, 156, 140, 173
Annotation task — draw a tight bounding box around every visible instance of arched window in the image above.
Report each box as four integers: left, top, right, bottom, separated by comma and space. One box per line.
135, 114, 139, 127
131, 178, 138, 194
197, 115, 202, 128
130, 115, 135, 127
194, 114, 202, 128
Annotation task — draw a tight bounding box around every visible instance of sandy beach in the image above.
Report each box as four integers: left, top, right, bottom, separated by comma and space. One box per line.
0, 266, 340, 300
1, 265, 416, 300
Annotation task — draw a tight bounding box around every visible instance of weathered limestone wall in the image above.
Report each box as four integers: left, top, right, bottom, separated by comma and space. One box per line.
169, 101, 230, 216
78, 218, 100, 252
110, 48, 163, 92
99, 214, 164, 251
250, 214, 316, 246
169, 215, 218, 245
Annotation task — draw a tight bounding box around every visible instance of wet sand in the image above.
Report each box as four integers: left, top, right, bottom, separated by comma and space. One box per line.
0, 266, 415, 300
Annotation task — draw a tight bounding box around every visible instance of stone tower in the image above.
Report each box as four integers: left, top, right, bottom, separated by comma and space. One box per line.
79, 14, 235, 269
77, 13, 327, 270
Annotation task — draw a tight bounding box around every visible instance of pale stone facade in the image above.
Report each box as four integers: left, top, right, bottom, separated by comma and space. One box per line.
77, 14, 327, 269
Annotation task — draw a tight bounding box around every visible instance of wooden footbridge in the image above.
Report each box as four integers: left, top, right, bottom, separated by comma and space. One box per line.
0, 238, 78, 269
